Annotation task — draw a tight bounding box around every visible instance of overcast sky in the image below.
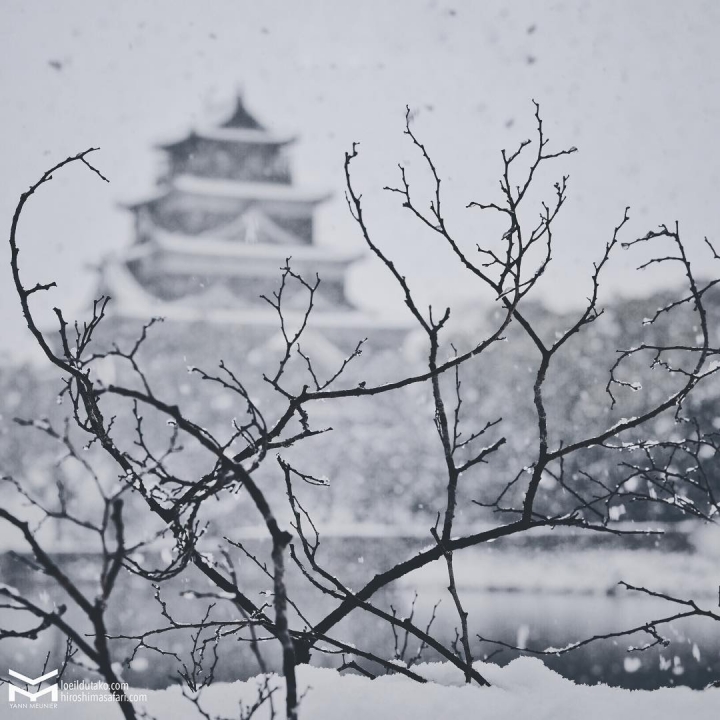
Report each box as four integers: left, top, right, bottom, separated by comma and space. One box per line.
1, 0, 720, 359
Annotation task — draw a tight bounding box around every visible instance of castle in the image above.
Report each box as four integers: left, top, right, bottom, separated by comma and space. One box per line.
99, 97, 406, 359
90, 98, 427, 525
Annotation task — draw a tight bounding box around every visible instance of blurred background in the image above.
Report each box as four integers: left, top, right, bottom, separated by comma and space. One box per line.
2, 0, 720, 695
2, 0, 720, 357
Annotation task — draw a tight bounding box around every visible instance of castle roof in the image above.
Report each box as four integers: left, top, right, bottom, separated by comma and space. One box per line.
172, 175, 328, 204
147, 227, 360, 264
109, 96, 408, 340
123, 234, 359, 281
100, 259, 411, 332
155, 98, 296, 154
220, 96, 264, 130
123, 179, 328, 212
155, 127, 295, 151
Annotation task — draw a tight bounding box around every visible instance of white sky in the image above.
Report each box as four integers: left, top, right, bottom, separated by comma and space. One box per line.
1, 0, 720, 358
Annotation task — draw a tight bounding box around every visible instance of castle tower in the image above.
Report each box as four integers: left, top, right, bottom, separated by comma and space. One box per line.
87, 98, 421, 527
100, 97, 404, 355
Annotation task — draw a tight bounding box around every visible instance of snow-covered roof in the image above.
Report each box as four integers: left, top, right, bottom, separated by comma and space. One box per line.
122, 176, 328, 210
125, 303, 411, 330
103, 259, 410, 330
156, 127, 295, 150
172, 175, 329, 204
151, 228, 360, 265
148, 254, 351, 282
154, 97, 294, 150
197, 126, 295, 145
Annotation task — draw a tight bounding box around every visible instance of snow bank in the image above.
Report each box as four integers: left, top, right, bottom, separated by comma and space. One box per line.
36, 658, 718, 720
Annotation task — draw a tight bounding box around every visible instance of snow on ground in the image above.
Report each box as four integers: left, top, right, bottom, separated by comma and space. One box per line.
29, 658, 719, 720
